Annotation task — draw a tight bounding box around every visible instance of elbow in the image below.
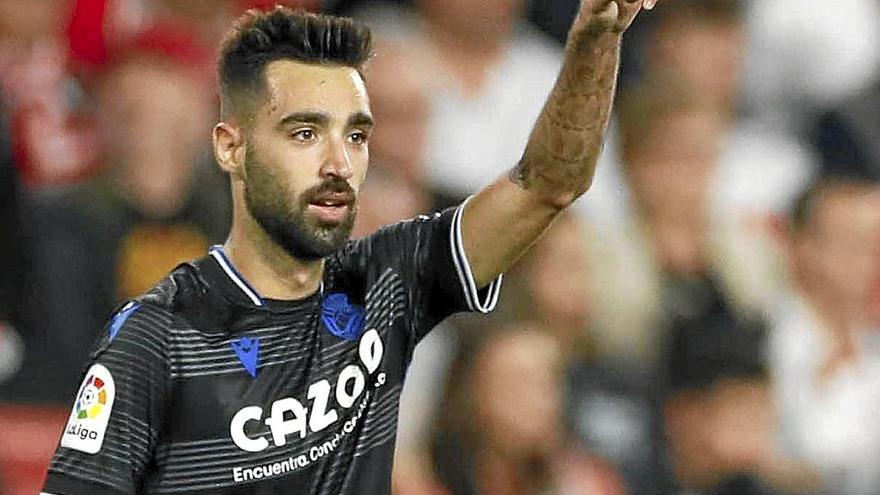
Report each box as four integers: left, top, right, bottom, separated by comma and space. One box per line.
508, 154, 596, 211
544, 191, 579, 211
544, 176, 594, 211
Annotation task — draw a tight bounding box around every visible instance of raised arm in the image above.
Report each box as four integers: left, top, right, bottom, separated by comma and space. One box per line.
462, 0, 655, 287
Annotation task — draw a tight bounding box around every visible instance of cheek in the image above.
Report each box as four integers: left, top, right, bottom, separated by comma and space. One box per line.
351, 148, 370, 184
252, 143, 310, 192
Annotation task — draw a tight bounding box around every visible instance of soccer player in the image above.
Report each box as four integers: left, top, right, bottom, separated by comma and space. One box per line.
42, 1, 656, 493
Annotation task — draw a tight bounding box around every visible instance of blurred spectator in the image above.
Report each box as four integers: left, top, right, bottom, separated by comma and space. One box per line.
587, 79, 780, 367
644, 0, 745, 114
68, 0, 224, 81
509, 214, 666, 495
362, 39, 432, 187
813, 82, 880, 326
770, 179, 880, 494
352, 165, 432, 238
0, 0, 99, 186
811, 78, 880, 182
743, 0, 880, 132
155, 0, 238, 48
588, 0, 813, 232
425, 324, 627, 495
7, 43, 227, 403
350, 0, 561, 204
661, 310, 818, 495
503, 213, 595, 353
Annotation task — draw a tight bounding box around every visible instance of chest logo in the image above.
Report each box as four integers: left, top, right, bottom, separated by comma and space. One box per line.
321, 293, 366, 341
231, 336, 260, 378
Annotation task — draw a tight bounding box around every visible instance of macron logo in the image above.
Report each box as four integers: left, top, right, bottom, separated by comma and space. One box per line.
231, 336, 260, 378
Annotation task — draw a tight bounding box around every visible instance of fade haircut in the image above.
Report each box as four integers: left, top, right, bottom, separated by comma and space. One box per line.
218, 7, 373, 120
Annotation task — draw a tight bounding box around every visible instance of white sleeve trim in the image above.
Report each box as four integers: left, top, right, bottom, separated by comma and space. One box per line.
449, 199, 503, 313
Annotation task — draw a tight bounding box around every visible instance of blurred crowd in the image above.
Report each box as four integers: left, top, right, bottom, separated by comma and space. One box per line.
1, 0, 880, 494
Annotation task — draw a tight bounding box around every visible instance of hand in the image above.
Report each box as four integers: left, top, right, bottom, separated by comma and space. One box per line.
572, 0, 657, 37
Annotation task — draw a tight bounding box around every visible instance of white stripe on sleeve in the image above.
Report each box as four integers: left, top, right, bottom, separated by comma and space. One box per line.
449, 199, 502, 314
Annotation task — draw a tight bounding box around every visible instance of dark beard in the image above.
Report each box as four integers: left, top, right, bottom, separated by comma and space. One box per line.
243, 149, 357, 261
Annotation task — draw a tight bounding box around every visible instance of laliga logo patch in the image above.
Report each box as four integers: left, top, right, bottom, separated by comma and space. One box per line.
61, 364, 115, 454
75, 374, 108, 419
321, 293, 366, 341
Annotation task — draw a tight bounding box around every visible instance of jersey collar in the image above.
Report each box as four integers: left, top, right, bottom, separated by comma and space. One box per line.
203, 245, 326, 311
207, 245, 267, 308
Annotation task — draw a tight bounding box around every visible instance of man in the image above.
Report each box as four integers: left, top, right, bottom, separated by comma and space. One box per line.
11, 40, 225, 404
42, 1, 657, 493
661, 316, 783, 495
770, 179, 880, 494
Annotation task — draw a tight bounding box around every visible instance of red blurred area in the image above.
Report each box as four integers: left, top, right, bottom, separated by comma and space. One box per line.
0, 405, 68, 495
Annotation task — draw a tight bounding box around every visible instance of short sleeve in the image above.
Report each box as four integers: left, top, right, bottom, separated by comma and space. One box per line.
346, 200, 502, 342
42, 302, 171, 495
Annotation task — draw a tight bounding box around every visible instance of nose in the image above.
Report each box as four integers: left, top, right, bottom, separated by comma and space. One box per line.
319, 136, 354, 180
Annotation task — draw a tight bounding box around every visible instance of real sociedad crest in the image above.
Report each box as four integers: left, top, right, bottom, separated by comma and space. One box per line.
321, 293, 366, 341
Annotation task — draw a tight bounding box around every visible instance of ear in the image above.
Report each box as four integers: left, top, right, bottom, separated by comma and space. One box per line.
213, 122, 246, 180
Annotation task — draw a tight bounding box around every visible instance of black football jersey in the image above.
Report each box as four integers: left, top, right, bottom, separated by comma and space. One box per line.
42, 204, 502, 494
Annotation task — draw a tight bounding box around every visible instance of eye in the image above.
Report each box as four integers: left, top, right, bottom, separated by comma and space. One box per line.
348, 131, 368, 145
292, 129, 316, 142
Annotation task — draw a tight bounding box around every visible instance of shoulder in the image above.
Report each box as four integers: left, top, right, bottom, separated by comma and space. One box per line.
141, 258, 247, 335
102, 260, 216, 349
85, 299, 175, 377
325, 211, 451, 293
140, 260, 205, 310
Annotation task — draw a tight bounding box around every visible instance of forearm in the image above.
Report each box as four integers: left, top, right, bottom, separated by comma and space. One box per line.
509, 31, 622, 208
461, 1, 645, 287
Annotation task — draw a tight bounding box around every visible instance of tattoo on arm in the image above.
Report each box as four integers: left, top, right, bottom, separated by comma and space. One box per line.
509, 32, 621, 205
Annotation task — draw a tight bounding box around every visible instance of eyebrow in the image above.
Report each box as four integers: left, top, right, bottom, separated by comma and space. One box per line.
276, 110, 374, 130
347, 111, 374, 129
277, 111, 330, 129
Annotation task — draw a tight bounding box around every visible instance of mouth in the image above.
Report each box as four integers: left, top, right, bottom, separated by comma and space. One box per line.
307, 192, 354, 224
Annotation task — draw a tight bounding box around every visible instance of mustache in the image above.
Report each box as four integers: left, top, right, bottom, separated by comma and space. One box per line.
303, 178, 355, 200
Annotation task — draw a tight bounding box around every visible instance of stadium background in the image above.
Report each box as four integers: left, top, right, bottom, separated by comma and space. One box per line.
2, 0, 880, 493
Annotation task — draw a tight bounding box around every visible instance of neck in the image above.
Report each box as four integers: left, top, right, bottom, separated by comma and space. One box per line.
224, 201, 324, 301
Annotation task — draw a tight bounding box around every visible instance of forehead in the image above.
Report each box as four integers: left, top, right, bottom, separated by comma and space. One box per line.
260, 59, 369, 120
818, 189, 880, 232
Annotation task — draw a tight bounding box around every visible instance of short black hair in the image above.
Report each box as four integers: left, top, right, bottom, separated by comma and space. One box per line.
218, 7, 373, 119
664, 314, 768, 395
